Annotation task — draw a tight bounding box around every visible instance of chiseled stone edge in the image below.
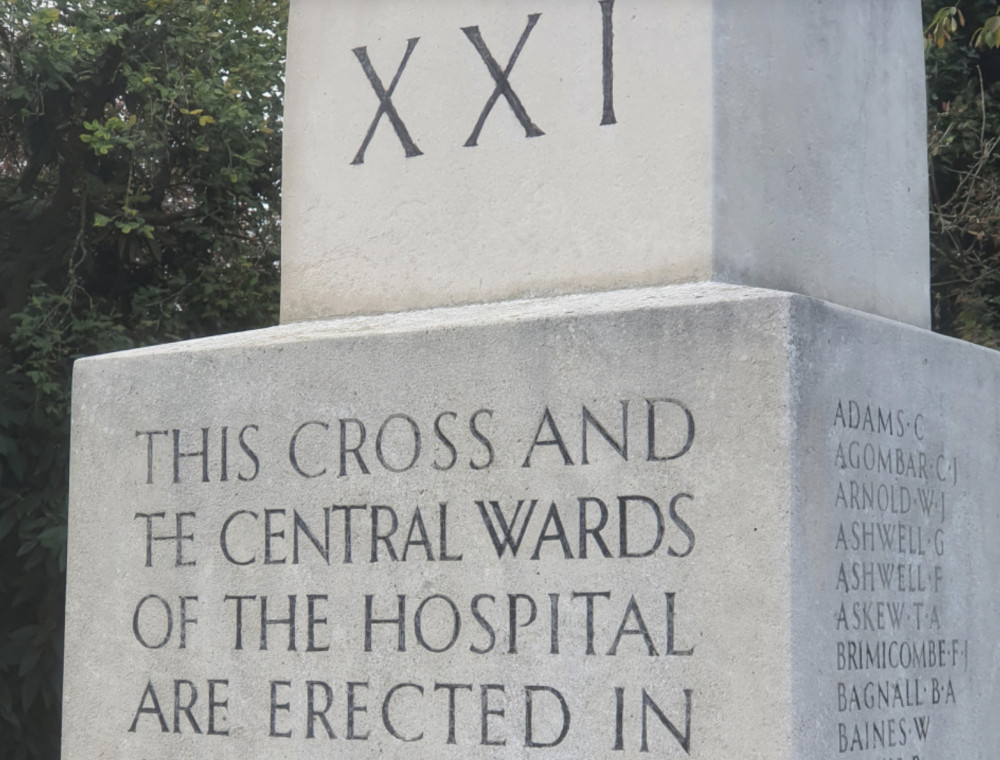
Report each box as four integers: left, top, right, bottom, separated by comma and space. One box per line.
79, 283, 801, 366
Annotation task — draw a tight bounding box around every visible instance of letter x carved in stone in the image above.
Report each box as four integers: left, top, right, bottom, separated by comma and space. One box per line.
351, 38, 424, 165
462, 14, 545, 147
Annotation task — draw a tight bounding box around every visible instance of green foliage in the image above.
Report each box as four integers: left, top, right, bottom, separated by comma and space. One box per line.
926, 5, 965, 49
0, 1, 285, 757
925, 0, 1000, 346
971, 8, 1000, 48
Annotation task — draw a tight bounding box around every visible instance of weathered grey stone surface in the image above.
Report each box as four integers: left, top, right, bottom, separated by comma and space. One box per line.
281, 0, 928, 326
788, 298, 1000, 758
64, 285, 998, 758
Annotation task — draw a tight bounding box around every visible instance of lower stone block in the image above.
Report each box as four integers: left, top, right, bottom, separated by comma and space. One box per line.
64, 283, 999, 758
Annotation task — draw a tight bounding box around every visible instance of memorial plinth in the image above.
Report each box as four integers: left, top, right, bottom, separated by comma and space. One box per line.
63, 1, 1000, 759
65, 285, 1000, 757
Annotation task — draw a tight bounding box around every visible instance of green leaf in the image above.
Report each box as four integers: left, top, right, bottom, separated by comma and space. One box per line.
0, 510, 18, 542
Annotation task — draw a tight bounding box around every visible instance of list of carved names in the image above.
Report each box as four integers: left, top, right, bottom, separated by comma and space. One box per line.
831, 399, 967, 759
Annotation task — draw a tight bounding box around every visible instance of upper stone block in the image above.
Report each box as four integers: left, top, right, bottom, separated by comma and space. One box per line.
282, 0, 929, 326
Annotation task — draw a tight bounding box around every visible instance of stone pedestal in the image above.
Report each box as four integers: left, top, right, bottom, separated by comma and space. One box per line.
64, 285, 999, 758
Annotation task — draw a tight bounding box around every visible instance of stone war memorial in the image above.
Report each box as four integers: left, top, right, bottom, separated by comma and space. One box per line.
62, 1, 1000, 758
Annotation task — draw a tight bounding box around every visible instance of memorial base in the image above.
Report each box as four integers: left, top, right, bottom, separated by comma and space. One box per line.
65, 283, 999, 758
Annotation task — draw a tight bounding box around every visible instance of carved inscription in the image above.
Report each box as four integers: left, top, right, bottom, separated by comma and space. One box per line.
349, 0, 617, 163
124, 397, 699, 755
599, 0, 617, 126
350, 38, 424, 165
830, 400, 966, 759
462, 14, 546, 147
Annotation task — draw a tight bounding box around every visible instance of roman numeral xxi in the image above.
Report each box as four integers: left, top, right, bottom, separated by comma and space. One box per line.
349, 1, 616, 165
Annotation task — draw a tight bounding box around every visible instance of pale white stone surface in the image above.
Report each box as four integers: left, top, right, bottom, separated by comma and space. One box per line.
714, 0, 929, 326
64, 285, 998, 758
281, 0, 928, 327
